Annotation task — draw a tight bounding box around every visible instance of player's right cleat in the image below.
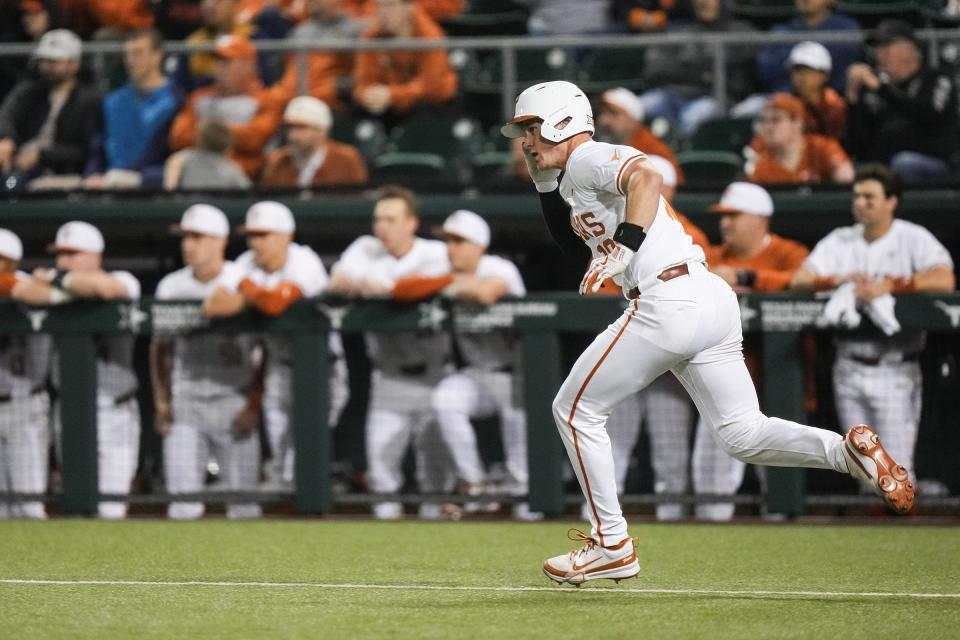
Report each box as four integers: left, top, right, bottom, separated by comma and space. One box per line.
542, 528, 640, 586
843, 424, 915, 514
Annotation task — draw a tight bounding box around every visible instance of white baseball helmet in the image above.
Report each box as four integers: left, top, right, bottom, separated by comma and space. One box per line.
500, 80, 595, 143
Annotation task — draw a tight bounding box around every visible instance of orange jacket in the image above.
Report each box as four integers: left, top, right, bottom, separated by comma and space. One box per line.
168, 85, 282, 178
352, 5, 457, 113
260, 141, 369, 187
273, 50, 351, 108
185, 25, 256, 87
81, 0, 154, 30
705, 234, 809, 292
345, 0, 463, 22
749, 134, 850, 185
627, 128, 684, 185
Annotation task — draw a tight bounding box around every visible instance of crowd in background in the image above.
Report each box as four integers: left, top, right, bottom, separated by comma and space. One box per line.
0, 0, 959, 193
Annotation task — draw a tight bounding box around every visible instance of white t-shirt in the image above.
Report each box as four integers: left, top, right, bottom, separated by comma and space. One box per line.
456, 254, 525, 371
333, 236, 451, 375
805, 219, 954, 357
0, 271, 52, 396
560, 140, 705, 292
155, 262, 259, 398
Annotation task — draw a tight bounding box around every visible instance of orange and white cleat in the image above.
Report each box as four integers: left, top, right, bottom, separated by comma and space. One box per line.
543, 528, 640, 586
843, 424, 916, 514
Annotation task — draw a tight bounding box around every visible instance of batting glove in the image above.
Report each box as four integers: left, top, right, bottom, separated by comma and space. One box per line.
579, 244, 635, 295
522, 148, 561, 193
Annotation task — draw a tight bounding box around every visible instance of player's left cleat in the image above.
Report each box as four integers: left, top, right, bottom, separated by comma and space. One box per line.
543, 528, 640, 586
843, 424, 916, 514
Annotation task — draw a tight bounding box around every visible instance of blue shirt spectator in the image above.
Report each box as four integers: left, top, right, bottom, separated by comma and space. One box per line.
86, 29, 183, 190
755, 0, 860, 93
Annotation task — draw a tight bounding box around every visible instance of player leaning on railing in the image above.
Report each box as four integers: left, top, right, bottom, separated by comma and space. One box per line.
502, 80, 916, 587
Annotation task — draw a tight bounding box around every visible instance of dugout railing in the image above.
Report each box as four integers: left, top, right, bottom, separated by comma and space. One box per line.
1, 292, 959, 518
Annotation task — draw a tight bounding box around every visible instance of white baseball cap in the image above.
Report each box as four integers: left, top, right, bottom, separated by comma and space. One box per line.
239, 201, 296, 234
171, 204, 230, 238
48, 221, 104, 253
0, 228, 23, 261
284, 96, 332, 130
442, 209, 490, 248
33, 29, 82, 62
709, 182, 774, 217
601, 87, 644, 123
787, 41, 831, 73
645, 155, 677, 189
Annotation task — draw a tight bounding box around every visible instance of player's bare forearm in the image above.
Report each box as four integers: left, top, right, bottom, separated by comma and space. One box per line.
10, 279, 56, 305
203, 287, 246, 318
912, 265, 956, 292
63, 272, 129, 299
622, 161, 662, 233
790, 267, 839, 291
449, 275, 509, 306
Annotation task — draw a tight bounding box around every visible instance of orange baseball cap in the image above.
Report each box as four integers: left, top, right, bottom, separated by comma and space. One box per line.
214, 35, 256, 61
765, 93, 805, 120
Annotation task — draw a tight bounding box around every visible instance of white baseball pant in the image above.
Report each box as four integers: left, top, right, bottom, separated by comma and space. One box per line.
604, 373, 693, 520
833, 357, 922, 482
96, 395, 140, 520
552, 262, 850, 547
366, 371, 453, 516
165, 394, 261, 520
431, 368, 528, 494
0, 393, 50, 519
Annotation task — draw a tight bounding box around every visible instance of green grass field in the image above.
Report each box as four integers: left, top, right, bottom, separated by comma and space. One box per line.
1, 519, 958, 639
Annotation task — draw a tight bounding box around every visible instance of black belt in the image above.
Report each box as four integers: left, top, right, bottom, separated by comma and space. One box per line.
399, 363, 428, 376
629, 263, 691, 299
847, 353, 920, 366
114, 390, 137, 406
0, 387, 46, 403
496, 364, 514, 373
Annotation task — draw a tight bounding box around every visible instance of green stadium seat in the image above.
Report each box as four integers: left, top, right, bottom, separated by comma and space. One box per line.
372, 152, 452, 182
329, 113, 388, 163
575, 48, 645, 93
463, 48, 572, 93
687, 117, 756, 153
387, 111, 484, 160
470, 150, 513, 182
676, 150, 744, 183
441, 0, 528, 36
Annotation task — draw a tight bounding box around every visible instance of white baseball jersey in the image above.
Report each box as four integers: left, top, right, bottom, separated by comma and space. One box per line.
155, 261, 259, 399
455, 255, 525, 371
560, 141, 705, 292
234, 243, 329, 368
332, 236, 451, 375
1, 272, 52, 397
95, 271, 141, 399
805, 219, 954, 357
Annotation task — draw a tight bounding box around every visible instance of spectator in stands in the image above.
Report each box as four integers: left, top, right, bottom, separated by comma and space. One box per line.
271, 0, 368, 108
638, 0, 757, 136
12, 221, 142, 520
614, 0, 677, 33
755, 0, 859, 94
0, 29, 101, 191
164, 118, 252, 189
261, 96, 368, 188
0, 0, 61, 98
693, 181, 810, 520
70, 0, 155, 40
178, 0, 277, 91
596, 87, 683, 184
84, 29, 183, 191
153, 0, 204, 39
786, 41, 846, 140
0, 228, 53, 521
169, 34, 282, 179
748, 93, 852, 184
791, 164, 956, 487
518, 0, 617, 34
352, 0, 457, 117
845, 20, 960, 182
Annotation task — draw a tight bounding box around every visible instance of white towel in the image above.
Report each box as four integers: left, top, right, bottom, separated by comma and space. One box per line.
864, 293, 901, 336
818, 282, 861, 329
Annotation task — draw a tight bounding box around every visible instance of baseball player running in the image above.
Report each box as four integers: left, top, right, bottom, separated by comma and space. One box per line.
151, 205, 263, 519
791, 164, 956, 485
502, 81, 915, 586
205, 201, 329, 490
393, 209, 540, 520
13, 221, 142, 519
0, 229, 53, 519
329, 185, 453, 520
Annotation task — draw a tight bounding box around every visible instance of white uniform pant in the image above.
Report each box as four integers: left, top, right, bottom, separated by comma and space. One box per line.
95, 396, 140, 520
164, 394, 261, 520
431, 368, 528, 494
833, 357, 921, 482
552, 263, 849, 547
605, 374, 692, 520
366, 371, 452, 506
0, 393, 50, 519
